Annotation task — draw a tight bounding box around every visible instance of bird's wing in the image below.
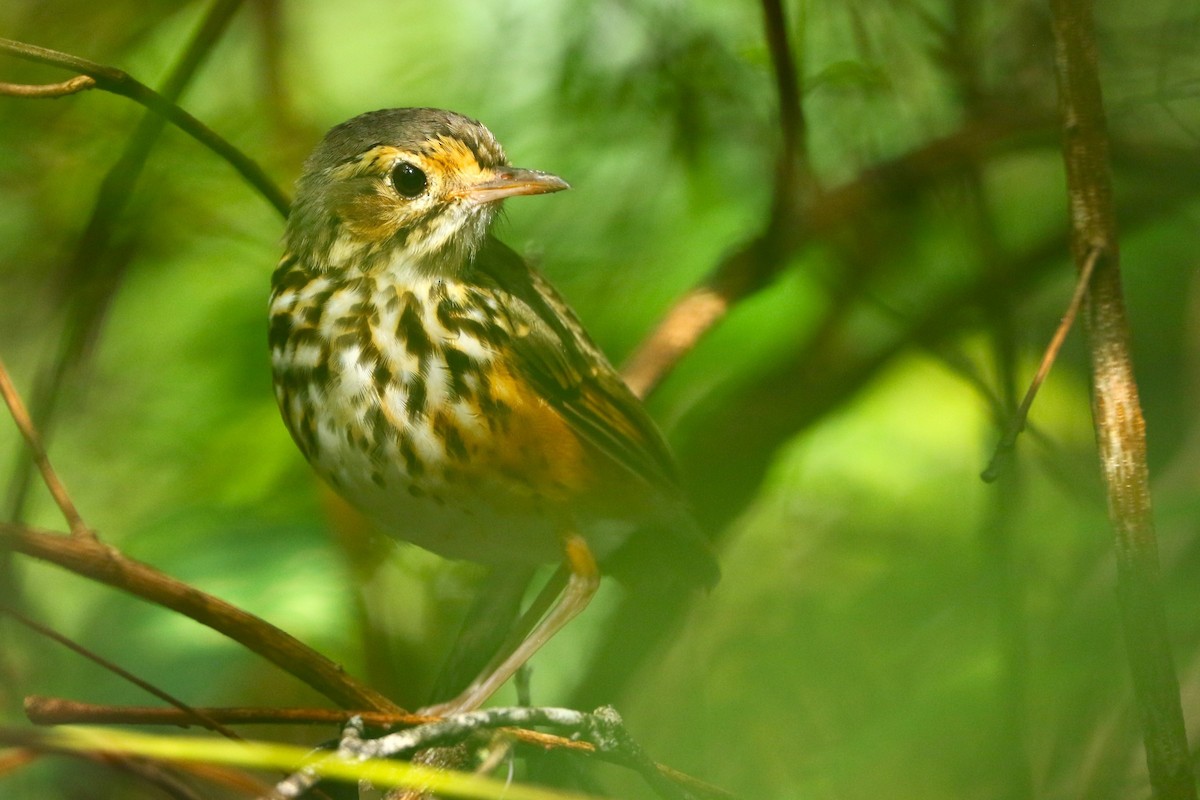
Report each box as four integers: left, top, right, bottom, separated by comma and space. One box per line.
473, 237, 681, 497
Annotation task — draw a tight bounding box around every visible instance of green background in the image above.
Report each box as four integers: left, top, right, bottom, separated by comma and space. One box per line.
2, 1, 1200, 797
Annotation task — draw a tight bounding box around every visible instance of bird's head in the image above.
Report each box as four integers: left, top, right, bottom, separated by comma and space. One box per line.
286, 108, 568, 276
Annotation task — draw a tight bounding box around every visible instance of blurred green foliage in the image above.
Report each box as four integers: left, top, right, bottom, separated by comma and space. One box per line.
2, 0, 1200, 798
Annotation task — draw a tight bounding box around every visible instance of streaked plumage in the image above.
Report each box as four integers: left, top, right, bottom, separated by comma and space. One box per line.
269, 108, 715, 711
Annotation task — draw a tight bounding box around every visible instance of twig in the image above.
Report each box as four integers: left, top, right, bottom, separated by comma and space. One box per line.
981, 245, 1101, 481
622, 102, 1046, 397
3, 608, 239, 740
0, 522, 401, 714
0, 358, 90, 538
1048, 0, 1196, 797
22, 697, 592, 754
268, 716, 367, 800
0, 75, 95, 98
0, 36, 288, 216
23, 697, 424, 729
267, 707, 732, 800
579, 707, 694, 800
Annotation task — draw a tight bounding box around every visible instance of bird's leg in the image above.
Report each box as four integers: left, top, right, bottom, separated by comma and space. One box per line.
427, 564, 541, 705
421, 532, 599, 716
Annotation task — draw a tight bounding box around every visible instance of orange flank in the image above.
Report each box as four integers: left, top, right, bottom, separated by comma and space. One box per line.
456, 359, 591, 505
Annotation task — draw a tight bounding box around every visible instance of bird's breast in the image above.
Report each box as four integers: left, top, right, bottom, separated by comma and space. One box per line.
269, 262, 600, 561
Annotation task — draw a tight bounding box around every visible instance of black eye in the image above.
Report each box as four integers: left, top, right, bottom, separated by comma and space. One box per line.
391, 162, 427, 198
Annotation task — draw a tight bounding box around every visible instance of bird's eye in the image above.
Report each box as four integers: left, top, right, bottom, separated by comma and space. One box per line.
391, 162, 428, 198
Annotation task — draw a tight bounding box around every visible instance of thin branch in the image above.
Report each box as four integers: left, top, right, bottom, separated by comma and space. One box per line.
0, 358, 90, 538
0, 75, 95, 98
23, 697, 428, 729
269, 716, 368, 799
0, 522, 402, 715
1048, 0, 1196, 797
981, 245, 1101, 481
3, 608, 240, 740
0, 36, 288, 216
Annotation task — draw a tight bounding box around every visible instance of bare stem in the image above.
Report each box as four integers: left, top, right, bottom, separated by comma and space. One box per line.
981, 245, 1101, 481
1048, 0, 1195, 796
0, 75, 95, 98
0, 359, 89, 538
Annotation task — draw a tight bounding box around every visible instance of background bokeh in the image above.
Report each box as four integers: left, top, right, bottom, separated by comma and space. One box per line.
2, 1, 1200, 798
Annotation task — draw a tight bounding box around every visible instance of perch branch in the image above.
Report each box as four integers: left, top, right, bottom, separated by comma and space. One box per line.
270, 707, 730, 800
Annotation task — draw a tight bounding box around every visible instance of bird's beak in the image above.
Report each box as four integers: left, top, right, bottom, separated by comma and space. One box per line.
460, 167, 570, 204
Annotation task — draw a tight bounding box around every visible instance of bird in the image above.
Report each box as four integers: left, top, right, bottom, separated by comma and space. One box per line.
268, 107, 717, 714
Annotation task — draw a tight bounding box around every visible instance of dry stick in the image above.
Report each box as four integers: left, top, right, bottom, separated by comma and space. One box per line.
0, 522, 402, 715
3, 608, 240, 740
0, 75, 95, 98
981, 245, 1101, 481
0, 358, 90, 538
1048, 0, 1196, 798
